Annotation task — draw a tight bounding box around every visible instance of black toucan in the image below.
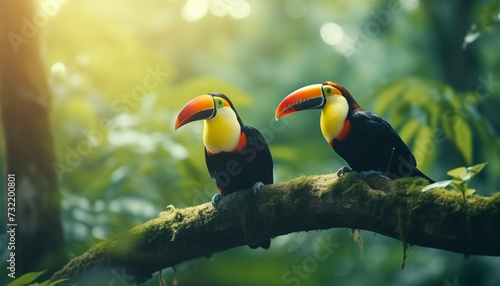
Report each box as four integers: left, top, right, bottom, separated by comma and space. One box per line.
175, 93, 273, 249
275, 81, 433, 182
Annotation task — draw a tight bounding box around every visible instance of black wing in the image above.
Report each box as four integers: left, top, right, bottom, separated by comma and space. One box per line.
241, 125, 274, 184
350, 110, 417, 167
349, 110, 434, 181
205, 148, 215, 179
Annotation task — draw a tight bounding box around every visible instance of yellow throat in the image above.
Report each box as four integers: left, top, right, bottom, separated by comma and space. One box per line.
203, 107, 241, 154
320, 95, 349, 143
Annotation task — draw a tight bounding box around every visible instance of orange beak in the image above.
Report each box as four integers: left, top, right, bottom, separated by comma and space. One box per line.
275, 84, 325, 120
175, 94, 216, 131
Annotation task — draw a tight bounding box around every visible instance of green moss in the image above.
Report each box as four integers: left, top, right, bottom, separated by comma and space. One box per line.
381, 176, 500, 262
401, 243, 408, 269
364, 175, 396, 193
462, 192, 500, 245
327, 173, 372, 210
332, 173, 369, 194
326, 173, 437, 265
111, 202, 214, 257
350, 229, 364, 258
281, 175, 318, 211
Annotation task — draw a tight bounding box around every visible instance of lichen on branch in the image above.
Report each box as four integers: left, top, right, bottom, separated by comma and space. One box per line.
51, 173, 500, 285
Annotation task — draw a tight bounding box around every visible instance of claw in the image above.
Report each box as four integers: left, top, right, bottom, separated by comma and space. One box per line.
211, 194, 224, 208
252, 181, 265, 195
360, 170, 383, 177
336, 166, 352, 177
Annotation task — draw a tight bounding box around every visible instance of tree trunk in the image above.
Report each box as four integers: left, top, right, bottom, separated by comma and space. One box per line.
0, 0, 64, 275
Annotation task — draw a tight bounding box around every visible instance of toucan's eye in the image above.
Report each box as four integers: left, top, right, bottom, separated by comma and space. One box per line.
213, 97, 227, 109
322, 85, 341, 97
322, 86, 333, 96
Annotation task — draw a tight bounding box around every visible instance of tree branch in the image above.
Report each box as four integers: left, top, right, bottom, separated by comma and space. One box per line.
51, 173, 500, 285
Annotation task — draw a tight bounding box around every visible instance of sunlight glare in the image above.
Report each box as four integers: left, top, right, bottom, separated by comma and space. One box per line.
51, 62, 66, 79
400, 0, 419, 11
91, 226, 107, 240
320, 22, 344, 46
229, 1, 251, 20
335, 34, 355, 57
182, 0, 209, 22
210, 0, 251, 19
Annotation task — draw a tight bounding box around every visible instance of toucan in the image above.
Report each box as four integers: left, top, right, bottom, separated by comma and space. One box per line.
275, 81, 434, 182
175, 93, 273, 249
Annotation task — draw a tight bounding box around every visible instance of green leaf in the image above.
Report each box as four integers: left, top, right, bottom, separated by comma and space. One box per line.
390, 102, 411, 129
404, 79, 434, 106
442, 114, 473, 165
441, 86, 460, 106
463, 162, 488, 181
412, 125, 435, 171
440, 90, 474, 165
427, 98, 441, 129
434, 94, 453, 133
7, 271, 46, 286
421, 180, 452, 192
48, 279, 69, 286
466, 188, 476, 196
398, 119, 420, 144
447, 167, 467, 180
450, 178, 465, 187
470, 112, 500, 153
453, 116, 473, 164
373, 79, 407, 115
33, 278, 68, 286
450, 179, 467, 194
468, 162, 488, 174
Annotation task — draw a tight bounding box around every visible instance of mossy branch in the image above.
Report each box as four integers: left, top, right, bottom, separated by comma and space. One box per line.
51, 173, 500, 285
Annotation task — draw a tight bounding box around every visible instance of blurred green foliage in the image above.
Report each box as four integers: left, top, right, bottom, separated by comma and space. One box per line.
368, 78, 500, 170
464, 0, 500, 48
2, 0, 500, 285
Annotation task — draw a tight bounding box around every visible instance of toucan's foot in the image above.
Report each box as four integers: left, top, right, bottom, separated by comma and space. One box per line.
360, 170, 390, 179
336, 166, 352, 177
248, 239, 271, 250
252, 181, 265, 195
211, 194, 224, 208
360, 170, 383, 177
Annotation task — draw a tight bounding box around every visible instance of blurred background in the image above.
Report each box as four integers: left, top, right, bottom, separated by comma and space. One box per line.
2, 0, 500, 285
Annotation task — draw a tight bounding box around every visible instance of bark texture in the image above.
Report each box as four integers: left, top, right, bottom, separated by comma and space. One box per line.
51, 173, 500, 285
0, 0, 64, 274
